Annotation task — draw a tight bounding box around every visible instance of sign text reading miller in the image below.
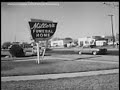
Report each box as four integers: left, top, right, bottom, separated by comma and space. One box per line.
29, 22, 57, 41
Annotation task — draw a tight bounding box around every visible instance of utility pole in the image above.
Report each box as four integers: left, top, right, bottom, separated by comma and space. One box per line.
108, 14, 115, 47
103, 2, 119, 47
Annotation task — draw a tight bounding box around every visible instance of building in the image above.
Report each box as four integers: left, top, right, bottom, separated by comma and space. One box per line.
78, 36, 108, 47
104, 36, 114, 42
50, 37, 73, 47
50, 40, 64, 47
95, 40, 107, 46
78, 37, 95, 47
63, 38, 73, 47
93, 36, 108, 46
104, 36, 114, 45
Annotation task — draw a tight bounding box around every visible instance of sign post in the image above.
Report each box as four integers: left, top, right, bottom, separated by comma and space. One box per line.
36, 42, 40, 64
29, 19, 57, 64
42, 46, 46, 60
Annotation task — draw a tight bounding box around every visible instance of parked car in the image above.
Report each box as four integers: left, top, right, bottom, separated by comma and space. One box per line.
32, 46, 52, 55
78, 45, 107, 55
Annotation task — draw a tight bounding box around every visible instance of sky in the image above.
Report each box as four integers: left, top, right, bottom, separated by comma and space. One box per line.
1, 2, 119, 44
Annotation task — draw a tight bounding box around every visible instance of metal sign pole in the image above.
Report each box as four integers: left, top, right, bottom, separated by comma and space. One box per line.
42, 47, 46, 60
36, 42, 40, 64
42, 40, 48, 60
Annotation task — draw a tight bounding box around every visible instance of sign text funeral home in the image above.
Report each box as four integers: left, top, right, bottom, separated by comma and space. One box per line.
29, 22, 57, 41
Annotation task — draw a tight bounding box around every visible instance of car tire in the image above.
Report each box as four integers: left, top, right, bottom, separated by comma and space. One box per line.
92, 51, 97, 55
79, 51, 82, 55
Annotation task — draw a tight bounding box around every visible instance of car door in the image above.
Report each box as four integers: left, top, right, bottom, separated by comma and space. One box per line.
82, 46, 90, 54
89, 45, 94, 53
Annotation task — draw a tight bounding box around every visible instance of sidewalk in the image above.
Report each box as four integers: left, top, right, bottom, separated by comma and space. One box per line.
1, 69, 119, 82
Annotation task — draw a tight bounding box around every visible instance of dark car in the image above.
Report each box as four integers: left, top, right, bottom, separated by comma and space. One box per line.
78, 45, 107, 55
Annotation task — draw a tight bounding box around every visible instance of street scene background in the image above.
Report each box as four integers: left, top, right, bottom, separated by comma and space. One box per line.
1, 2, 119, 90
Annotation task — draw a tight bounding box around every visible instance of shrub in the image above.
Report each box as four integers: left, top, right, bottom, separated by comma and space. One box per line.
64, 44, 67, 47
9, 44, 25, 57
2, 42, 12, 49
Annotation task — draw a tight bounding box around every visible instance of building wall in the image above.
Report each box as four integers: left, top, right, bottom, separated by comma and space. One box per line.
96, 40, 107, 46
50, 40, 64, 47
78, 36, 109, 47
78, 37, 95, 46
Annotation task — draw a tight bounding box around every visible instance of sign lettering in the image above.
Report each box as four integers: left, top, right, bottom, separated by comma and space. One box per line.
29, 22, 57, 41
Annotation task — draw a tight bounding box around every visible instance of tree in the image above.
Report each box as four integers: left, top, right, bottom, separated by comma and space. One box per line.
2, 42, 12, 49
9, 44, 25, 57
52, 37, 61, 41
64, 37, 73, 40
64, 37, 73, 43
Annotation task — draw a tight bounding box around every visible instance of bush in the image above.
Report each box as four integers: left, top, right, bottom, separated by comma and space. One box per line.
2, 42, 12, 49
64, 44, 67, 47
9, 45, 25, 57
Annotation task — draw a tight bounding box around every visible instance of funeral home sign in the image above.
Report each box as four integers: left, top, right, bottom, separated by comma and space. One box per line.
29, 21, 57, 41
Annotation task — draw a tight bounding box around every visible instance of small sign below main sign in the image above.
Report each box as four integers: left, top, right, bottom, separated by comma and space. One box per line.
29, 22, 57, 41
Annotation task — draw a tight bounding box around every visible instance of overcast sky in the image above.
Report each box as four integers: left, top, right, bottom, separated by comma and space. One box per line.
1, 2, 119, 44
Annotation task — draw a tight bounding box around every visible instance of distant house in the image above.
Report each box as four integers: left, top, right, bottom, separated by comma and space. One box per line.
92, 36, 108, 46
50, 40, 64, 47
104, 36, 115, 45
78, 37, 95, 47
95, 38, 107, 46
50, 37, 73, 47
78, 36, 108, 47
104, 36, 114, 42
63, 38, 73, 47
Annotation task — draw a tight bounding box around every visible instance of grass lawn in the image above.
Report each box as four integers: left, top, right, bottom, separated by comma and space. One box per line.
1, 73, 119, 90
1, 59, 119, 77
